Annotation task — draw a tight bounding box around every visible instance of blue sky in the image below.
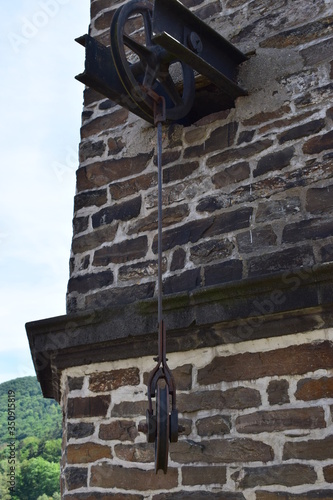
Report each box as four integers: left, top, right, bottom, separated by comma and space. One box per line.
0, 0, 90, 384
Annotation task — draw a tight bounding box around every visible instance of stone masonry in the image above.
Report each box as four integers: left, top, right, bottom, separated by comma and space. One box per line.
67, 0, 333, 314
26, 0, 333, 498
61, 330, 333, 499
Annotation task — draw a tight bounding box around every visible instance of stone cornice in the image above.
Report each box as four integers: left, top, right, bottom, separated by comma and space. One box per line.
26, 263, 333, 402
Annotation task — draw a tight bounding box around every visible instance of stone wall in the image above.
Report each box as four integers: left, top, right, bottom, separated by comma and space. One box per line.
61, 329, 333, 499
67, 0, 333, 315
42, 0, 333, 498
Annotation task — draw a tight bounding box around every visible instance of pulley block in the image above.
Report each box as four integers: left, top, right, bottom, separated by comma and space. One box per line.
139, 320, 180, 473
76, 0, 247, 124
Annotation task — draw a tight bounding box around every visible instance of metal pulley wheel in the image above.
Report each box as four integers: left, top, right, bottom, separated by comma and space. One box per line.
110, 0, 195, 123
155, 382, 170, 473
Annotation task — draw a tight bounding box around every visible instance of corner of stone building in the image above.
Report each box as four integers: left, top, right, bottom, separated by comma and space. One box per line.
26, 0, 333, 498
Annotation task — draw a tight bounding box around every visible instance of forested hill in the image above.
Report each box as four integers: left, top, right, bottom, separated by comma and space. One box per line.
0, 376, 62, 444
0, 376, 62, 500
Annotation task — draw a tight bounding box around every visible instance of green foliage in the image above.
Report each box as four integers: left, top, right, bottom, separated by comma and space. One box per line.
0, 376, 62, 444
15, 457, 60, 500
39, 439, 62, 463
0, 377, 62, 499
37, 493, 60, 500
19, 436, 40, 461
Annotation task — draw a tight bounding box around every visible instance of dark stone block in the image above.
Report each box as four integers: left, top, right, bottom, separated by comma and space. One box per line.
74, 189, 107, 211
190, 239, 234, 265
85, 282, 155, 309
93, 236, 148, 266
196, 196, 224, 213
283, 218, 333, 243
68, 395, 111, 418
303, 130, 333, 154
72, 225, 118, 254
67, 270, 114, 294
234, 464, 317, 489
63, 493, 143, 500
301, 36, 333, 66
67, 422, 95, 440
267, 380, 290, 405
153, 150, 181, 166
64, 467, 88, 491
119, 260, 161, 281
198, 341, 333, 385
284, 434, 333, 461
99, 420, 138, 441
153, 492, 243, 500
152, 217, 215, 253
99, 99, 117, 110
212, 162, 250, 188
92, 196, 141, 228
257, 491, 333, 500
207, 139, 273, 167
261, 16, 333, 48
182, 465, 227, 486
108, 136, 125, 155
254, 147, 294, 177
129, 204, 189, 234
306, 185, 333, 213
256, 198, 301, 222
204, 122, 238, 152
170, 438, 273, 464
320, 243, 333, 263
236, 407, 325, 434
195, 1, 221, 20
152, 208, 252, 253
196, 415, 231, 436
204, 260, 243, 286
77, 152, 153, 190
79, 140, 106, 162
163, 161, 199, 183
247, 246, 315, 278
170, 248, 186, 271
68, 376, 84, 391
184, 123, 238, 158
206, 207, 253, 238
237, 130, 255, 145
110, 173, 157, 200
73, 216, 89, 236
163, 268, 201, 295
278, 119, 325, 144
184, 143, 206, 159
237, 226, 277, 253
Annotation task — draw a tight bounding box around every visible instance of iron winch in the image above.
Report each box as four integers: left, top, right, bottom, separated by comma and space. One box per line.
76, 0, 247, 473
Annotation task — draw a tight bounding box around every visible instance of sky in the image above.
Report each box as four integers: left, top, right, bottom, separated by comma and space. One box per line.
0, 0, 90, 384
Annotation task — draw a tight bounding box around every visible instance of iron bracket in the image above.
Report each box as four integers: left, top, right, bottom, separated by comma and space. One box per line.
152, 0, 247, 100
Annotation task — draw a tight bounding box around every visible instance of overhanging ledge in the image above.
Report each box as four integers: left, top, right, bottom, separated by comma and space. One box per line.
26, 263, 333, 402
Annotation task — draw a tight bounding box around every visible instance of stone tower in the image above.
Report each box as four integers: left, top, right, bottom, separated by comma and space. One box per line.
27, 0, 333, 498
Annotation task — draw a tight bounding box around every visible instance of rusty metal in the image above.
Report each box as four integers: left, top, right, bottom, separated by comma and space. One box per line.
76, 0, 247, 124
152, 0, 248, 99
136, 91, 179, 473
110, 0, 195, 123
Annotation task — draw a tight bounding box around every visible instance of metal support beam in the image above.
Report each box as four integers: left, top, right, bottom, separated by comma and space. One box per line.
152, 0, 247, 99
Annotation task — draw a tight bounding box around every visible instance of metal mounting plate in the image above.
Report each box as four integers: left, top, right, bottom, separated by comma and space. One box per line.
152, 0, 247, 99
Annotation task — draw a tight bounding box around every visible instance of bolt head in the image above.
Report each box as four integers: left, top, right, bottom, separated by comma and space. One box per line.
188, 32, 203, 54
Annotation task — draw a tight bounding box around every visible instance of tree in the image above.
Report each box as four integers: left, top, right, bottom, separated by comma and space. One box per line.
39, 439, 62, 463
19, 437, 40, 461
15, 457, 60, 500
